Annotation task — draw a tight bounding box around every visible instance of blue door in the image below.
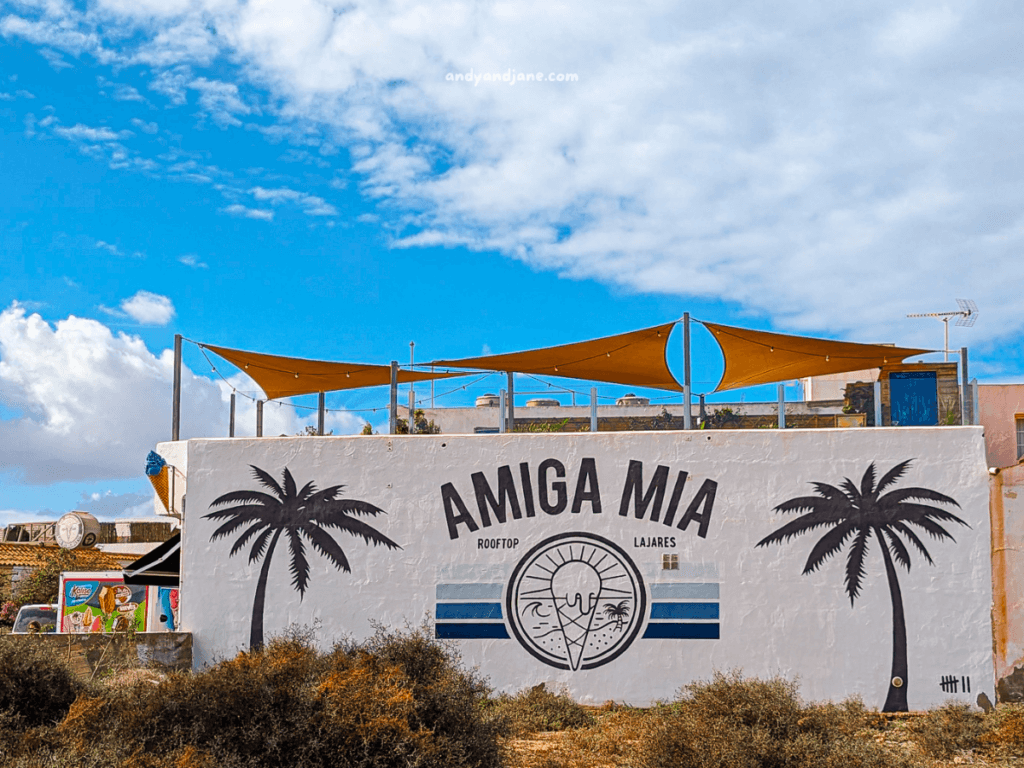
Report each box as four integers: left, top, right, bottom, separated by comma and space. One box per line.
889, 371, 938, 426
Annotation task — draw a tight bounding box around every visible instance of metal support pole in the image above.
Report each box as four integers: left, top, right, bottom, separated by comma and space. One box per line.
971, 378, 979, 425
256, 400, 263, 437
699, 394, 706, 425
777, 384, 786, 429
431, 366, 435, 408
172, 334, 182, 440
409, 389, 416, 434
498, 390, 506, 433
318, 392, 325, 435
229, 393, 235, 437
874, 380, 883, 427
507, 372, 515, 433
590, 387, 598, 433
389, 361, 398, 435
960, 347, 971, 426
683, 313, 692, 430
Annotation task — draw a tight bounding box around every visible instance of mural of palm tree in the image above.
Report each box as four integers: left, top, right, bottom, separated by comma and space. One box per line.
603, 600, 630, 632
205, 465, 401, 650
756, 460, 967, 712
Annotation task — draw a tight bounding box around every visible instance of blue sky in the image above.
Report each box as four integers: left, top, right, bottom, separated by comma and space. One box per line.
1, 0, 1022, 525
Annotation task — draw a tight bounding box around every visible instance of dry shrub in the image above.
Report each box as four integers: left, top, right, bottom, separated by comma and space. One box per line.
910, 701, 984, 759
351, 622, 510, 768
0, 635, 82, 727
488, 683, 595, 735
47, 625, 506, 768
979, 703, 1024, 755
632, 671, 889, 768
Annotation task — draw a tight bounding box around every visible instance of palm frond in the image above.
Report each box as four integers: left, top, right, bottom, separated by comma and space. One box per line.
844, 527, 872, 605
296, 481, 316, 501
896, 503, 969, 529
810, 482, 848, 501
204, 503, 271, 521
757, 509, 850, 548
211, 511, 264, 541
230, 522, 269, 557
801, 521, 857, 574
880, 527, 912, 571
209, 490, 279, 508
305, 486, 344, 506
326, 515, 402, 550
282, 468, 297, 500
860, 464, 877, 500
249, 528, 275, 564
891, 522, 934, 566
250, 466, 284, 498
773, 496, 844, 515
287, 528, 310, 596
301, 523, 352, 573
840, 478, 861, 505
880, 487, 961, 508
904, 515, 959, 542
311, 499, 389, 519
875, 460, 913, 495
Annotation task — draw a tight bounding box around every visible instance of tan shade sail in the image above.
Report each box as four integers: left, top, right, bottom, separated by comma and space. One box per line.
202, 344, 462, 400
430, 322, 682, 392
702, 322, 932, 392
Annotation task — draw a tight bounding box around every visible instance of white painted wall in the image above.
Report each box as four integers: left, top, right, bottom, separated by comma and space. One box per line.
171, 428, 991, 708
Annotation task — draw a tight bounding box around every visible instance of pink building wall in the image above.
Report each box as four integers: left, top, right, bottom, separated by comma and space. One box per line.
979, 385, 1024, 469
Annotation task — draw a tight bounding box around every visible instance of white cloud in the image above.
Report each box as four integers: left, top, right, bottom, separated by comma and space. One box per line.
190, 76, 250, 127
249, 186, 337, 217
0, 303, 331, 486
130, 117, 159, 133
95, 240, 121, 256
54, 123, 132, 142
5, 1, 1024, 346
178, 254, 209, 267
120, 290, 175, 325
222, 203, 273, 221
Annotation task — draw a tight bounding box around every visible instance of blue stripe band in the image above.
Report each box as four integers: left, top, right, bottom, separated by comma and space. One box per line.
436, 583, 504, 600
643, 623, 720, 640
649, 583, 719, 599
650, 602, 719, 620
436, 603, 503, 620
436, 623, 509, 639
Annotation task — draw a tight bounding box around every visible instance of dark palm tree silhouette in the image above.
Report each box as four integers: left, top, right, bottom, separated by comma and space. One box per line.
756, 460, 966, 712
603, 600, 630, 632
205, 465, 401, 650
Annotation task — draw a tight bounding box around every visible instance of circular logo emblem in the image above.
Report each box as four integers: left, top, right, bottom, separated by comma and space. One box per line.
506, 532, 646, 670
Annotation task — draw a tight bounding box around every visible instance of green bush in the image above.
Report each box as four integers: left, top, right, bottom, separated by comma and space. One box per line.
487, 683, 595, 735
632, 671, 889, 768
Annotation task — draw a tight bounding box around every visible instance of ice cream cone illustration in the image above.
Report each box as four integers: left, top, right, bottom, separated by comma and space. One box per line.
98, 586, 116, 615
551, 561, 602, 670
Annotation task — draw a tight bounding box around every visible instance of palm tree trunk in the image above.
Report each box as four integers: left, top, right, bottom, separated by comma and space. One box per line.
250, 529, 283, 651
877, 530, 909, 712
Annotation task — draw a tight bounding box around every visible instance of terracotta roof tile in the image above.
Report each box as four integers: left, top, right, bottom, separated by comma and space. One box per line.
0, 544, 125, 570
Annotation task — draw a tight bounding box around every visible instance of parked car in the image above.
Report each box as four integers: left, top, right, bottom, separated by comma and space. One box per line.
12, 604, 58, 634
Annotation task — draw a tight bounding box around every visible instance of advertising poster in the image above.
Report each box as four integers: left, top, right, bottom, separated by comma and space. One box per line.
60, 573, 148, 633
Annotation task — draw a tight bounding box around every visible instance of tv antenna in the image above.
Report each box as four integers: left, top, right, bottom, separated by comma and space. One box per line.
907, 299, 978, 362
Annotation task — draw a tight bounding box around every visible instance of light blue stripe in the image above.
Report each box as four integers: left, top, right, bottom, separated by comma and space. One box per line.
436, 583, 503, 600
650, 583, 719, 600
